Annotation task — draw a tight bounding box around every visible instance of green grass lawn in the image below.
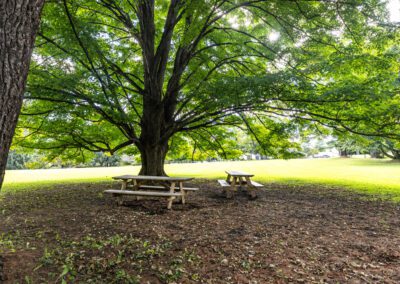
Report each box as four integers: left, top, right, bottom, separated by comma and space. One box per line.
2, 158, 400, 200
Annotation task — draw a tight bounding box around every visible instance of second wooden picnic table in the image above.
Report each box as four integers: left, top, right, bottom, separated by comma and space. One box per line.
218, 170, 263, 198
105, 175, 197, 209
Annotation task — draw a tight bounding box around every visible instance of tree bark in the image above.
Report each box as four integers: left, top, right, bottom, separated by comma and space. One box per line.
138, 141, 169, 176
339, 150, 349, 157
0, 0, 45, 190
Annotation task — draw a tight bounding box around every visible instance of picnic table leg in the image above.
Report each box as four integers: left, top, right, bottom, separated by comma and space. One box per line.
121, 180, 127, 190
179, 181, 186, 204
227, 177, 236, 198
167, 182, 176, 209
116, 180, 128, 205
245, 177, 257, 199
239, 177, 245, 190
135, 180, 143, 200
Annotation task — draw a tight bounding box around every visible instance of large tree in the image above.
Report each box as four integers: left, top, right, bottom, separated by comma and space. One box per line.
16, 0, 400, 175
0, 0, 45, 189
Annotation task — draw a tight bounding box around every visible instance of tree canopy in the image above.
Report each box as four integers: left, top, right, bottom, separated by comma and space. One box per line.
15, 0, 400, 174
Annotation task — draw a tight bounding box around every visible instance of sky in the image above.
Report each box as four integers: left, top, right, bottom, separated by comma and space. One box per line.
388, 0, 400, 22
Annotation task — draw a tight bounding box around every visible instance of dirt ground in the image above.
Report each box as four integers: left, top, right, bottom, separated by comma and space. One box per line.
0, 181, 399, 283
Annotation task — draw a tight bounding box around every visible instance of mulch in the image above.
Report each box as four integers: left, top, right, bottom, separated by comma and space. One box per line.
0, 180, 399, 283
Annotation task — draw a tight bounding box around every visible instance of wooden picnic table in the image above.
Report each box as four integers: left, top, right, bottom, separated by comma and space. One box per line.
218, 170, 263, 198
104, 175, 197, 209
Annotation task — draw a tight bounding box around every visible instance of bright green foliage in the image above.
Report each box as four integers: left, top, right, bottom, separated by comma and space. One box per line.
5, 151, 31, 170
15, 0, 400, 162
90, 152, 121, 167
331, 133, 369, 156
167, 128, 244, 161
238, 114, 303, 158
367, 138, 400, 159
330, 133, 400, 159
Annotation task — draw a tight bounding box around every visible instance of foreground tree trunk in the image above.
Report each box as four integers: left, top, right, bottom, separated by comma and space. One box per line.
0, 0, 45, 190
138, 142, 169, 176
137, 92, 170, 176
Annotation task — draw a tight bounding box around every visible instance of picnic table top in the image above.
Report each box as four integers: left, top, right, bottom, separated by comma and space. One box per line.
225, 170, 254, 177
112, 175, 194, 182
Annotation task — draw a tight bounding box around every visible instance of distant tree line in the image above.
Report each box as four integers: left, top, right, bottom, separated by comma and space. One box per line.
8, 127, 398, 171
332, 135, 400, 160
6, 151, 122, 170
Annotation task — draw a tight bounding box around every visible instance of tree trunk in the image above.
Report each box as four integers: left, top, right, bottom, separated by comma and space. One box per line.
370, 150, 384, 159
138, 142, 169, 176
381, 148, 400, 160
138, 94, 169, 176
393, 150, 400, 160
134, 0, 182, 176
0, 0, 45, 190
339, 149, 349, 157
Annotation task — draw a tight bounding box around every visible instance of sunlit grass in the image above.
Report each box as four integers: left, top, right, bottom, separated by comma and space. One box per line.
2, 158, 400, 200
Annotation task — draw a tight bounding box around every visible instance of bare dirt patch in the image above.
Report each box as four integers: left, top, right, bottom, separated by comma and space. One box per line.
0, 181, 399, 283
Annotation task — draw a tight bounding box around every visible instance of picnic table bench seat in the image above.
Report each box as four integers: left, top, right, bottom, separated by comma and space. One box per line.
218, 179, 230, 187
104, 189, 182, 197
218, 179, 263, 187
249, 181, 263, 187
104, 189, 182, 209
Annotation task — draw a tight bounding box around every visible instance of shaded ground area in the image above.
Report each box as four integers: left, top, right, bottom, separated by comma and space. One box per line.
0, 181, 399, 283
